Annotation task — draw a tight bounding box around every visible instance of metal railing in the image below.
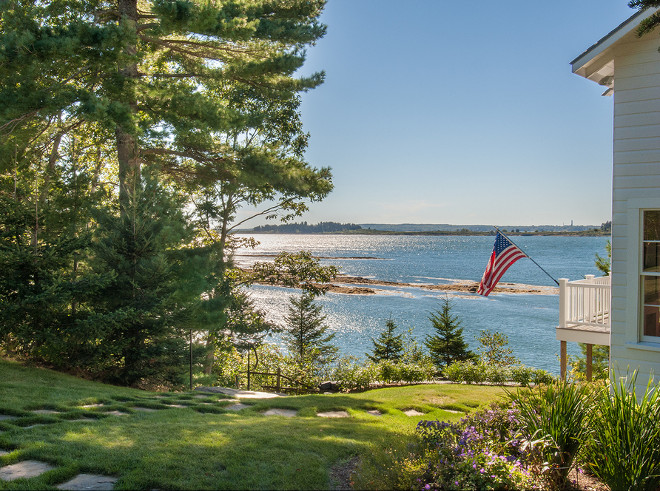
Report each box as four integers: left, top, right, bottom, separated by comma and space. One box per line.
558, 274, 611, 330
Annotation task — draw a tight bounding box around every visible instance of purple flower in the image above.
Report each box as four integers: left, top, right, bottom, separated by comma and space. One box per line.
424, 485, 431, 490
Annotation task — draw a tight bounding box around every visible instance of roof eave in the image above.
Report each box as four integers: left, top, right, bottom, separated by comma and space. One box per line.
571, 7, 660, 88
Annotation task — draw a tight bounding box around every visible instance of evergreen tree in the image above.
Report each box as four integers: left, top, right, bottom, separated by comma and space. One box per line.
424, 297, 475, 370
368, 319, 404, 362
90, 170, 203, 386
595, 240, 611, 276
476, 329, 519, 367
0, 132, 112, 369
283, 291, 337, 368
0, 1, 332, 383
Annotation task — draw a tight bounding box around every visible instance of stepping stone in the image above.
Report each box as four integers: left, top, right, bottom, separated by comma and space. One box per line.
56, 473, 118, 490
441, 408, 462, 414
67, 419, 98, 423
0, 450, 8, 456
104, 411, 128, 417
32, 409, 60, 415
367, 410, 383, 416
0, 415, 16, 421
80, 404, 104, 409
193, 395, 210, 399
263, 408, 297, 417
24, 423, 48, 429
0, 460, 54, 481
131, 407, 158, 412
403, 409, 424, 417
165, 404, 186, 409
317, 410, 350, 418
225, 403, 249, 411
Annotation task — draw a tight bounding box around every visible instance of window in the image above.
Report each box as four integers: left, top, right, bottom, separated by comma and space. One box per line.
642, 210, 660, 340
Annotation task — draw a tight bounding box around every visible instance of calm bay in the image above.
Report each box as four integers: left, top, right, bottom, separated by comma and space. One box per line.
235, 234, 610, 374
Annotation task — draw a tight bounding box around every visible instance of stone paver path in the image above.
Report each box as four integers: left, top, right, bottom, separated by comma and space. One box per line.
80, 404, 104, 409
56, 473, 117, 490
367, 409, 383, 416
403, 409, 424, 416
0, 460, 54, 481
317, 410, 349, 418
225, 403, 249, 411
103, 411, 128, 417
195, 386, 281, 399
0, 415, 16, 421
131, 407, 157, 412
165, 404, 186, 408
32, 409, 60, 415
263, 408, 297, 417
0, 450, 8, 456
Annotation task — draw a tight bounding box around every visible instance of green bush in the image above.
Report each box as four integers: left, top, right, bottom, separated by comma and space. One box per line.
444, 361, 554, 386
508, 381, 598, 488
331, 356, 378, 391
510, 365, 532, 386
585, 372, 660, 490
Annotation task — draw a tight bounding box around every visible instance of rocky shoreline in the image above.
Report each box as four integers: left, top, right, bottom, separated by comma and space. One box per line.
254, 272, 558, 296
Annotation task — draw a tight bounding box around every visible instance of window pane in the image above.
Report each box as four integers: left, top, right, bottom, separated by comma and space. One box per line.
643, 276, 660, 305
644, 210, 660, 241
644, 305, 660, 337
643, 242, 660, 272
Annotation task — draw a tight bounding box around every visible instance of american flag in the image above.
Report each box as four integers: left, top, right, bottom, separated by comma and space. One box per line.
477, 232, 527, 296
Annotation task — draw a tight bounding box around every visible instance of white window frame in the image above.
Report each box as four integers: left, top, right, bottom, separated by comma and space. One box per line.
626, 199, 660, 348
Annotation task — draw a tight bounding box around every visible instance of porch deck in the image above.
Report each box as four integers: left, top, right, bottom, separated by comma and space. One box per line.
556, 274, 610, 380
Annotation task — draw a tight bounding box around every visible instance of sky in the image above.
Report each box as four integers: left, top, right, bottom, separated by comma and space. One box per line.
246, 1, 640, 227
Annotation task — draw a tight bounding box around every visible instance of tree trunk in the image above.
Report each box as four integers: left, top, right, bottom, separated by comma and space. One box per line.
116, 0, 140, 215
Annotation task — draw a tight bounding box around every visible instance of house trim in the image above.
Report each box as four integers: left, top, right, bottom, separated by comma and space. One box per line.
626, 198, 660, 348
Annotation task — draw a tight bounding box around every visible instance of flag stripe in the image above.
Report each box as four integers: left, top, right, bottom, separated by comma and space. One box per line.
477, 233, 526, 296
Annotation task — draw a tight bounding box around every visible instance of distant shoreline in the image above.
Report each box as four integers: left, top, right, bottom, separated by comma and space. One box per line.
241, 230, 610, 237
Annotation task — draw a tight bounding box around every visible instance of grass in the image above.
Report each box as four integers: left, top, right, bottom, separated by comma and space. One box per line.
0, 358, 504, 490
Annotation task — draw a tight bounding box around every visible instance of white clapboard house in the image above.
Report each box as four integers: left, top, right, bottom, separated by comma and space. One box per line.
564, 7, 660, 394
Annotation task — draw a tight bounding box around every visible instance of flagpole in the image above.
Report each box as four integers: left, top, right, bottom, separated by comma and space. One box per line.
493, 226, 559, 286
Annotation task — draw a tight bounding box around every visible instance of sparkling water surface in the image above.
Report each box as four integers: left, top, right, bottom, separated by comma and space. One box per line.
235, 234, 610, 374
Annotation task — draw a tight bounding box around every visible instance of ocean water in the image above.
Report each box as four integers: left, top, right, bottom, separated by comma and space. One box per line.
235, 234, 610, 374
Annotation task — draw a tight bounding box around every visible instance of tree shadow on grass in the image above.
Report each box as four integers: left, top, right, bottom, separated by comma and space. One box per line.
0, 394, 406, 490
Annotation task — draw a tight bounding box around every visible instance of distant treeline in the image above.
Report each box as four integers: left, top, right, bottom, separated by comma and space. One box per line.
251, 222, 363, 234
245, 221, 612, 236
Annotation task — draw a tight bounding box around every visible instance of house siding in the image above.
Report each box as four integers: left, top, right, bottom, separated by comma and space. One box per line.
612, 30, 660, 393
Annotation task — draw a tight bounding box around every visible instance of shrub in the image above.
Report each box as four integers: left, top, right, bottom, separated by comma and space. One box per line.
585, 372, 660, 490
414, 404, 534, 490
444, 361, 554, 387
330, 356, 378, 392
444, 360, 483, 384
510, 365, 532, 386
508, 381, 598, 489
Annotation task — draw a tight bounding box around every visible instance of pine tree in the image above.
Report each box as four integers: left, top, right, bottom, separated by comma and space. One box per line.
368, 319, 404, 362
424, 298, 475, 370
91, 170, 199, 386
283, 292, 337, 369
0, 1, 332, 383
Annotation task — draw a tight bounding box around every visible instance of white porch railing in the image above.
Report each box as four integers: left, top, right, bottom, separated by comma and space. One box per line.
558, 274, 611, 330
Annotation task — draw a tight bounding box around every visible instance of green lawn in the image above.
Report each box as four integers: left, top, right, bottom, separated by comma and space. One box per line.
0, 358, 504, 490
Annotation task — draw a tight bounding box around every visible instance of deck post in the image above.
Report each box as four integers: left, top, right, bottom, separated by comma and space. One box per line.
559, 279, 569, 329
560, 340, 567, 381
586, 344, 593, 382
276, 366, 281, 392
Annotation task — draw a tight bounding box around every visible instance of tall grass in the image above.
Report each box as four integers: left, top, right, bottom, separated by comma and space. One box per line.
508, 381, 598, 489
585, 372, 660, 490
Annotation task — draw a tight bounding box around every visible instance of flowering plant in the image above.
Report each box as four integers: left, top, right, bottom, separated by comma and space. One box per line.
415, 403, 535, 490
